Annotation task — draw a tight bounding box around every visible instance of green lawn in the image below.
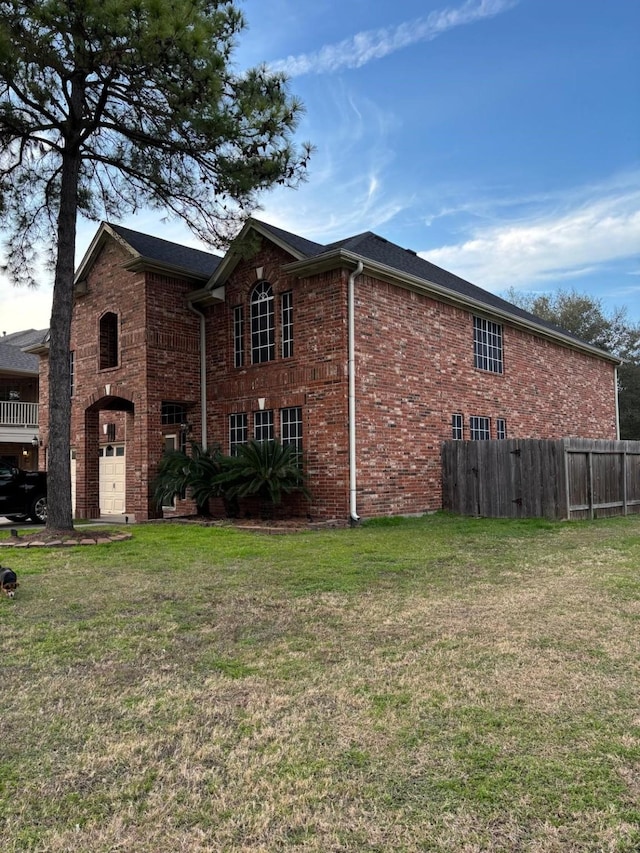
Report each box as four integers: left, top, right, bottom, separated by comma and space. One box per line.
1, 514, 639, 852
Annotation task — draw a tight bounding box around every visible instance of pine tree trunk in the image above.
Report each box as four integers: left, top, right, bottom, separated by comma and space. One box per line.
46, 151, 80, 531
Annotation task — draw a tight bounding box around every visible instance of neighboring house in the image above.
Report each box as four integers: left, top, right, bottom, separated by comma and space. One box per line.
35, 219, 620, 522
0, 329, 47, 470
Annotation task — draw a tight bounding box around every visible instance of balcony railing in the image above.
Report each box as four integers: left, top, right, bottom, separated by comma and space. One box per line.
0, 401, 39, 427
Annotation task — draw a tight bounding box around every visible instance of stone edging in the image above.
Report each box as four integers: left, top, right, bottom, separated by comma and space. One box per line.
0, 532, 132, 548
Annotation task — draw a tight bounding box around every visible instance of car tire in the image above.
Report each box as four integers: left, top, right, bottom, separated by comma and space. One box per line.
29, 495, 47, 524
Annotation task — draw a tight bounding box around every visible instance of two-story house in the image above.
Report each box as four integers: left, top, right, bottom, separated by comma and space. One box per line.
35, 218, 620, 522
0, 329, 47, 470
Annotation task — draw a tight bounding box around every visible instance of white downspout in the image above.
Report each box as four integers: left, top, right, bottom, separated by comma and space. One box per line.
348, 260, 364, 524
188, 302, 207, 449
614, 365, 620, 440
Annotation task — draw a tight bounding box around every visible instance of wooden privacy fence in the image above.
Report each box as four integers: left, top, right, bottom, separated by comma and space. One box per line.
441, 438, 640, 520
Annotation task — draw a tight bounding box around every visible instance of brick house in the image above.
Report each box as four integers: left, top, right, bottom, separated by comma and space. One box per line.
35, 218, 620, 522
0, 329, 47, 471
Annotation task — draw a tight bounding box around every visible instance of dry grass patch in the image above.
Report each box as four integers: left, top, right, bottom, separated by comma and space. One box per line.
1, 514, 639, 851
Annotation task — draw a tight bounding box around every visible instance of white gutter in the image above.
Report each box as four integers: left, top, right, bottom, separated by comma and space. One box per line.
187, 301, 207, 449
348, 261, 364, 524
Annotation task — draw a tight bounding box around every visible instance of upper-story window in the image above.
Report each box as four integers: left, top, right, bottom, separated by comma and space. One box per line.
281, 291, 293, 358
473, 316, 503, 374
233, 305, 244, 368
251, 281, 275, 364
99, 311, 119, 370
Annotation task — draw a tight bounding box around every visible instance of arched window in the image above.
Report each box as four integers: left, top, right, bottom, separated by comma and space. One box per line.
99, 311, 119, 369
251, 281, 274, 364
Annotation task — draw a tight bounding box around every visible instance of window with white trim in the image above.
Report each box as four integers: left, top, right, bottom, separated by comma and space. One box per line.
452, 413, 463, 440
70, 350, 75, 397
229, 413, 247, 455
254, 409, 274, 443
281, 407, 303, 457
473, 316, 503, 374
496, 418, 507, 440
281, 291, 293, 358
233, 305, 244, 368
251, 281, 275, 364
470, 416, 491, 440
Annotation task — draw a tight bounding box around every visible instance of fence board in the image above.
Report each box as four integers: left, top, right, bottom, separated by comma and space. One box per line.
441, 438, 640, 520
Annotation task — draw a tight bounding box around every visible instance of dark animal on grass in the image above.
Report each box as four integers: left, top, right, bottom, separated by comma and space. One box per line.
0, 567, 18, 599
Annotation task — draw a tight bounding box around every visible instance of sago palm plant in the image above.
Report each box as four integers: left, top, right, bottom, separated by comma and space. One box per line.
215, 439, 309, 513
152, 442, 226, 516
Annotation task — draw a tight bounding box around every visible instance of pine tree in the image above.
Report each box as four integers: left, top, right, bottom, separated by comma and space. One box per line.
0, 0, 311, 529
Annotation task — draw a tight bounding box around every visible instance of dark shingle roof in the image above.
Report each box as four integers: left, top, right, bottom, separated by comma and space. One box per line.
255, 220, 325, 258
0, 342, 39, 373
109, 223, 222, 278
281, 226, 602, 351
1, 328, 49, 348
348, 233, 605, 346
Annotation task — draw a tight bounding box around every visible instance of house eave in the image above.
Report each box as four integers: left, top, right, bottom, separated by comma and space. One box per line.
122, 257, 213, 285
187, 285, 226, 306
283, 251, 621, 365
22, 342, 49, 356
0, 365, 40, 377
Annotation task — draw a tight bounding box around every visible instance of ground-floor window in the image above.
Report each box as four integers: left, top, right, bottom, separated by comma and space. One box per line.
469, 416, 491, 440
229, 413, 248, 455
254, 409, 274, 443
99, 444, 125, 458
452, 413, 464, 440
162, 435, 178, 507
228, 408, 303, 454
161, 401, 188, 426
281, 406, 303, 458
496, 418, 507, 440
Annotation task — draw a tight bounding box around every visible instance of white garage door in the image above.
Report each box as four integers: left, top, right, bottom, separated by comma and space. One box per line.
99, 444, 126, 515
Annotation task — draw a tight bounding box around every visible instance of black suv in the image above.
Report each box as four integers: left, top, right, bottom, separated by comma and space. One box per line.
0, 462, 48, 523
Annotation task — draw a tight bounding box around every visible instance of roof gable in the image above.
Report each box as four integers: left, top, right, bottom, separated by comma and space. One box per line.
75, 222, 221, 286
205, 217, 324, 287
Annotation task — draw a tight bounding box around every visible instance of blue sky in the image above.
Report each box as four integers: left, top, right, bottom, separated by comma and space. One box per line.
1, 0, 638, 334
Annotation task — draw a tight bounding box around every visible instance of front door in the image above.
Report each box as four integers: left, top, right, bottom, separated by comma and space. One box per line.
99, 444, 126, 515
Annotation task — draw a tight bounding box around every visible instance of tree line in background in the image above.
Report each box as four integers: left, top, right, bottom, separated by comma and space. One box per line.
506, 288, 640, 440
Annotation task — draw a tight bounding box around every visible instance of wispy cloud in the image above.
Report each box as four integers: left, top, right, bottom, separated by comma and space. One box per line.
421, 182, 640, 293
271, 0, 518, 76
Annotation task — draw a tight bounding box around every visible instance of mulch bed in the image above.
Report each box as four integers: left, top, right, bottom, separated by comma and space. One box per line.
150, 516, 347, 534
0, 528, 132, 548
0, 516, 346, 547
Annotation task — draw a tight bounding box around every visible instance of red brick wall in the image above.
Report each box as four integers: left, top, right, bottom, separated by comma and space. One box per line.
204, 241, 350, 520
38, 230, 618, 524
351, 276, 617, 517
41, 238, 203, 520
